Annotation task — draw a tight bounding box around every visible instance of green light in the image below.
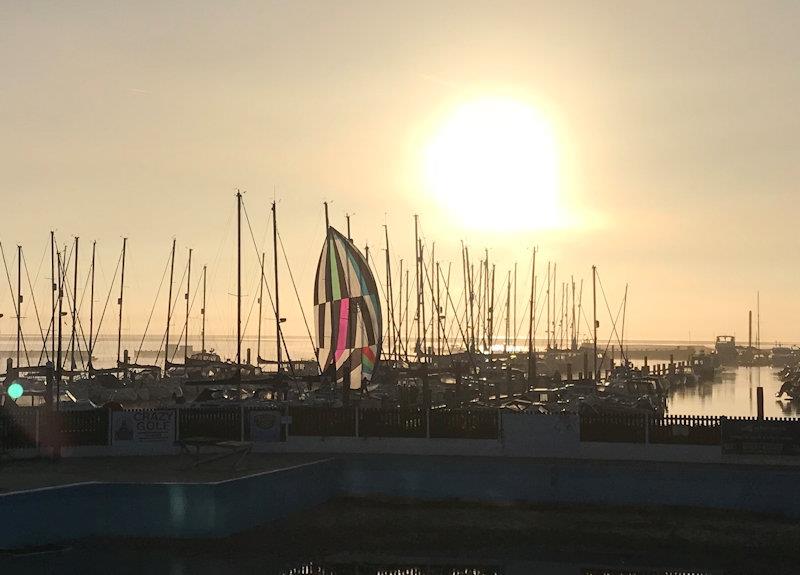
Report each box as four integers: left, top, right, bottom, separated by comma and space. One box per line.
7, 382, 23, 400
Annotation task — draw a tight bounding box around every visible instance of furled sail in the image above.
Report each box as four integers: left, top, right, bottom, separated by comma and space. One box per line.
314, 227, 382, 389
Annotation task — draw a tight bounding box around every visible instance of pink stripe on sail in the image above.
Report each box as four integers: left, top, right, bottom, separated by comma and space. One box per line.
335, 298, 350, 360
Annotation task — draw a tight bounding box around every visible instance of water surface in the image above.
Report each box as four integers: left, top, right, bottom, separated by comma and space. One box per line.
667, 366, 798, 417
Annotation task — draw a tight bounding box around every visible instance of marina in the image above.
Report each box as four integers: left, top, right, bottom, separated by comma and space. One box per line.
4, 2, 800, 571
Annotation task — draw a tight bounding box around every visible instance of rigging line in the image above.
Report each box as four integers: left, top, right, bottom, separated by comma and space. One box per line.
242, 199, 296, 363
444, 285, 465, 347
91, 248, 123, 357
596, 272, 626, 351
367, 248, 391, 335
39, 232, 66, 365
515, 258, 540, 345
56, 270, 89, 371
437, 260, 477, 373
241, 198, 294, 364
393, 264, 407, 357
432, 263, 456, 357
28, 238, 49, 342
26, 238, 50, 364
164, 256, 189, 364
514, 298, 531, 346
278, 325, 296, 377
169, 270, 209, 364
59, 296, 93, 371
598, 278, 625, 376
420, 257, 449, 355
0, 243, 31, 366
595, 286, 626, 375
533, 279, 550, 339
30, 238, 48, 293
134, 248, 172, 364
490, 273, 509, 344
387, 254, 406, 358
54, 240, 77, 365
69, 248, 96, 366
513, 254, 536, 340
421, 257, 455, 358
50, 242, 71, 369
240, 269, 262, 354
277, 230, 318, 365
580, 304, 594, 342
22, 251, 49, 364
241, 199, 277, 319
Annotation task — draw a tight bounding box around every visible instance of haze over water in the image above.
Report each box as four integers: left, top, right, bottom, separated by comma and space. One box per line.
668, 366, 797, 418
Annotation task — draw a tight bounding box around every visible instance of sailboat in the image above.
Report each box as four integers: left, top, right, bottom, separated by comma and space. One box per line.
313, 224, 382, 394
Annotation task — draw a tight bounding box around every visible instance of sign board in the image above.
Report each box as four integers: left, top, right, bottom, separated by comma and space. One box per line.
249, 410, 282, 443
721, 418, 800, 455
112, 410, 176, 446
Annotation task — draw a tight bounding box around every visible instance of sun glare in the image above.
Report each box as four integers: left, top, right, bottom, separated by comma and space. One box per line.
424, 98, 561, 231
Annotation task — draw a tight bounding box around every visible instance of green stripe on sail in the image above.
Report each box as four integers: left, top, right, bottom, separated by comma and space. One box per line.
346, 248, 369, 295
329, 238, 341, 300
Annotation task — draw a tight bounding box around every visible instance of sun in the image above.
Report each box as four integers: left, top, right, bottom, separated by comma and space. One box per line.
423, 98, 561, 231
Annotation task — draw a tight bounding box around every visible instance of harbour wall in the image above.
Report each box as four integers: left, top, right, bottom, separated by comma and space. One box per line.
2, 451, 800, 550
0, 458, 342, 550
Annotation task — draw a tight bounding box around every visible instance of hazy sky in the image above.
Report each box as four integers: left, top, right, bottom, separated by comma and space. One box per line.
2, 1, 799, 359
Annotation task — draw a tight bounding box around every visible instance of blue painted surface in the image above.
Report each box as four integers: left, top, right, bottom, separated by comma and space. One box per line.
343, 455, 800, 517
0, 459, 342, 549
2, 455, 800, 550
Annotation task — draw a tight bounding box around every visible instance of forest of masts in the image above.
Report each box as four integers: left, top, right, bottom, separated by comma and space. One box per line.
1, 198, 627, 381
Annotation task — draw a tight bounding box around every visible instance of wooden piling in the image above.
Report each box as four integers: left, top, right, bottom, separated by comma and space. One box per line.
757, 386, 764, 420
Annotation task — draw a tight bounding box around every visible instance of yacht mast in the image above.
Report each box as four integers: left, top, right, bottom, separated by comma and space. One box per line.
16, 244, 22, 368
88, 241, 96, 377
70, 237, 78, 381
592, 265, 598, 381
384, 225, 395, 361
505, 270, 511, 352
236, 191, 242, 389
164, 238, 176, 373
414, 215, 421, 361
184, 248, 192, 363
257, 252, 264, 363
546, 262, 550, 350
56, 249, 64, 408
201, 265, 207, 353
50, 231, 56, 362
116, 238, 127, 367
527, 248, 537, 383
272, 200, 282, 375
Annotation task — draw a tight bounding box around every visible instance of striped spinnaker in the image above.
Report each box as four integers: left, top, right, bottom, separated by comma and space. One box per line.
314, 227, 382, 388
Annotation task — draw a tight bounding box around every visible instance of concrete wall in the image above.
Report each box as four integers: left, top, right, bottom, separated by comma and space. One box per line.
3, 453, 800, 551
343, 455, 800, 517
0, 458, 340, 549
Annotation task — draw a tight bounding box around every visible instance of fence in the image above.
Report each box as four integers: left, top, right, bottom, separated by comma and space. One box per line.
289, 407, 498, 439
0, 409, 109, 450
359, 408, 426, 438
650, 415, 721, 446
579, 414, 724, 445
290, 407, 357, 437
580, 414, 647, 443
179, 407, 241, 441
430, 409, 498, 439
2, 406, 799, 452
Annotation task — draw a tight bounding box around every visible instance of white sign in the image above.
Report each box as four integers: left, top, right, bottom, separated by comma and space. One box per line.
112, 410, 176, 446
